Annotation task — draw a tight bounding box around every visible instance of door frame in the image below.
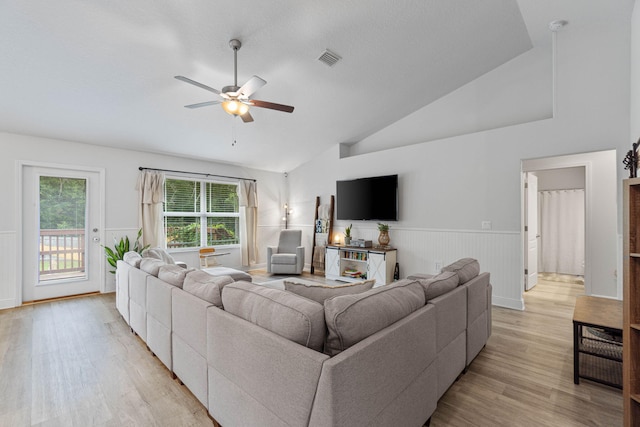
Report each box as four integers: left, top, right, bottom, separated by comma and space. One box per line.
16, 160, 106, 305
521, 156, 591, 298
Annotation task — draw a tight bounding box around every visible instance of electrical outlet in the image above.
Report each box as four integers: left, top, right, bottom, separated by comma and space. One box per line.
481, 221, 492, 230
434, 261, 442, 273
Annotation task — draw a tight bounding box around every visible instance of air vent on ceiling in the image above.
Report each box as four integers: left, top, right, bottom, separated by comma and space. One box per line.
317, 49, 341, 67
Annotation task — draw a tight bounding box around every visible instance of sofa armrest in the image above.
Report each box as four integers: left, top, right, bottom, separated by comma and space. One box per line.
266, 246, 276, 273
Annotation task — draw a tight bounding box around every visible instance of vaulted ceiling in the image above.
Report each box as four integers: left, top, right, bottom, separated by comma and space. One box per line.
0, 1, 632, 172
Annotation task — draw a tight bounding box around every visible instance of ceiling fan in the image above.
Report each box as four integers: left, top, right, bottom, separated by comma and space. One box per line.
175, 39, 294, 123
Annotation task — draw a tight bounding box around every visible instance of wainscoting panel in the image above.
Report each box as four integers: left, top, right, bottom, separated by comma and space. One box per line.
290, 224, 523, 310
0, 231, 17, 309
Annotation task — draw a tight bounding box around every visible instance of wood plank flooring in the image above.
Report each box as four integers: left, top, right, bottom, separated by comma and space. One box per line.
0, 274, 622, 426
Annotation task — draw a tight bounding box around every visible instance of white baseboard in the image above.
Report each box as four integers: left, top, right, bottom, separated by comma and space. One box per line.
492, 295, 524, 311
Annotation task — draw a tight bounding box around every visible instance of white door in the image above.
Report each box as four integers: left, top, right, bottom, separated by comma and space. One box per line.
524, 173, 539, 291
325, 247, 340, 279
22, 166, 103, 302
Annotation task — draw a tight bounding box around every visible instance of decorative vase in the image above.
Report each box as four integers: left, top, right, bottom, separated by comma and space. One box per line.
344, 236, 351, 246
378, 230, 390, 246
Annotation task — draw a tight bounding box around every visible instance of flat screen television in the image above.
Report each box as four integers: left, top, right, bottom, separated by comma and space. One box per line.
336, 174, 398, 221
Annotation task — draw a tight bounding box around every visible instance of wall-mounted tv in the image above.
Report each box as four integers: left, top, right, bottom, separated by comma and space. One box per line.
336, 174, 398, 221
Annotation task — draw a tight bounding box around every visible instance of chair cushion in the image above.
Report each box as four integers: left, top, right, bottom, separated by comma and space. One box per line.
278, 229, 302, 254
442, 258, 480, 284
284, 279, 375, 304
139, 258, 166, 276
123, 251, 142, 268
222, 281, 326, 351
183, 270, 235, 307
419, 271, 459, 301
324, 279, 426, 356
271, 253, 298, 265
158, 265, 194, 288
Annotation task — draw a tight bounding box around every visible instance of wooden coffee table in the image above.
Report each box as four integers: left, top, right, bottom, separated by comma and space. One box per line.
573, 295, 623, 388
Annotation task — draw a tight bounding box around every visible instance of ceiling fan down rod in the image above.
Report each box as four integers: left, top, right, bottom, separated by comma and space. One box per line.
229, 39, 241, 89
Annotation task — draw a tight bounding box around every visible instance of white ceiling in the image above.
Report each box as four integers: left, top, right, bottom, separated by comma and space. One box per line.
0, 1, 632, 172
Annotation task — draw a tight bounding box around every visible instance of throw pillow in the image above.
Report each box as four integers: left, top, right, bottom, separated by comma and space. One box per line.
284, 279, 375, 304
158, 265, 195, 288
142, 247, 177, 264
139, 258, 166, 277
123, 251, 142, 268
442, 258, 480, 284
324, 278, 425, 356
419, 271, 459, 301
183, 270, 235, 307
222, 281, 326, 352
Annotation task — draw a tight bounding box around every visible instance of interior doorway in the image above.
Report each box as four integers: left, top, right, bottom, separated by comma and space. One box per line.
20, 163, 105, 303
522, 150, 619, 301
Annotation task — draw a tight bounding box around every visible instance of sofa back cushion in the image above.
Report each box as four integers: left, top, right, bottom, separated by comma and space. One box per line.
139, 258, 166, 276
123, 251, 142, 268
222, 281, 326, 352
442, 258, 480, 284
324, 279, 425, 356
142, 247, 176, 264
420, 271, 459, 301
158, 265, 194, 288
182, 270, 234, 307
284, 279, 375, 304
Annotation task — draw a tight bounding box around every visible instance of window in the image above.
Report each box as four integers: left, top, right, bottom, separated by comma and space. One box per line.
164, 177, 239, 248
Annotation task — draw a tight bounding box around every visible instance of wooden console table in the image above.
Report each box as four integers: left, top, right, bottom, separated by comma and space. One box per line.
573, 295, 623, 389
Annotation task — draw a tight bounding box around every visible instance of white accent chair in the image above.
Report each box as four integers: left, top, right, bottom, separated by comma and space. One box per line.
267, 229, 305, 275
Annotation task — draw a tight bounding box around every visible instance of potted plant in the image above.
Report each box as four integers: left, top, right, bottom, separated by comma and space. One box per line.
344, 224, 352, 246
103, 229, 149, 273
377, 223, 390, 247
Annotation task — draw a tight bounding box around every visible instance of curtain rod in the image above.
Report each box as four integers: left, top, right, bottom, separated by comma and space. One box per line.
139, 167, 256, 182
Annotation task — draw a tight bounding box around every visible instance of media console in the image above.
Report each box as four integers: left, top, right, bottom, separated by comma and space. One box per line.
325, 245, 397, 286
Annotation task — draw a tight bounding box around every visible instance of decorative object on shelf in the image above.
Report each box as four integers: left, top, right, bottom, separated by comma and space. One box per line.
282, 203, 293, 229
394, 262, 400, 280
623, 138, 640, 178
344, 224, 352, 245
103, 228, 149, 274
377, 223, 390, 246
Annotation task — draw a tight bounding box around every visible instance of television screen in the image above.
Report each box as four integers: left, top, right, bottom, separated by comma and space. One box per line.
336, 174, 398, 221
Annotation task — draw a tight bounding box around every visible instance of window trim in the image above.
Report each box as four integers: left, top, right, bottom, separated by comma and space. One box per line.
164, 175, 240, 249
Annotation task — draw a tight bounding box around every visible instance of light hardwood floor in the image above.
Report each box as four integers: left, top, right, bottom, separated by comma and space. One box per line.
0, 275, 622, 426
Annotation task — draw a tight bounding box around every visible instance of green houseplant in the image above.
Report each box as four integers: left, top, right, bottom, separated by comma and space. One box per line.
103, 229, 149, 273
344, 224, 352, 245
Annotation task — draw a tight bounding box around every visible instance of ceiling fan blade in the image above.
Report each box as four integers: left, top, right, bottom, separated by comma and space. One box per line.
250, 99, 294, 113
238, 75, 266, 98
184, 100, 221, 109
240, 111, 254, 123
175, 76, 221, 95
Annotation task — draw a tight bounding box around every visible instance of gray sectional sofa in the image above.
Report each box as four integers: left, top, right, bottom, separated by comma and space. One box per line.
115, 255, 492, 427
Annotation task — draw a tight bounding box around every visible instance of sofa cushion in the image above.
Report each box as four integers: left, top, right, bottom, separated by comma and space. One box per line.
406, 273, 434, 281
139, 258, 166, 276
324, 279, 426, 356
183, 270, 234, 307
284, 279, 375, 304
158, 264, 194, 288
222, 281, 326, 351
123, 251, 142, 268
142, 247, 177, 264
420, 271, 459, 301
442, 258, 480, 284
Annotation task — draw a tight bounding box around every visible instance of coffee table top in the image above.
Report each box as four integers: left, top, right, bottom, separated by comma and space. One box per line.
573, 295, 623, 330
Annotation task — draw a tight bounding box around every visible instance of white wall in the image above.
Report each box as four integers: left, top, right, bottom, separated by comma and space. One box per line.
289, 8, 630, 310
0, 132, 284, 308
633, 1, 640, 141
535, 167, 585, 191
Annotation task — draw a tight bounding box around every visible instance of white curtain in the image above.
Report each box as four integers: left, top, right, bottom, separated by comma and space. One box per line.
539, 189, 585, 276
136, 170, 165, 248
238, 180, 258, 267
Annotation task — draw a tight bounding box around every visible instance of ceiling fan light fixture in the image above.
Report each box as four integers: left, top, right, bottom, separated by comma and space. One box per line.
222, 99, 249, 116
